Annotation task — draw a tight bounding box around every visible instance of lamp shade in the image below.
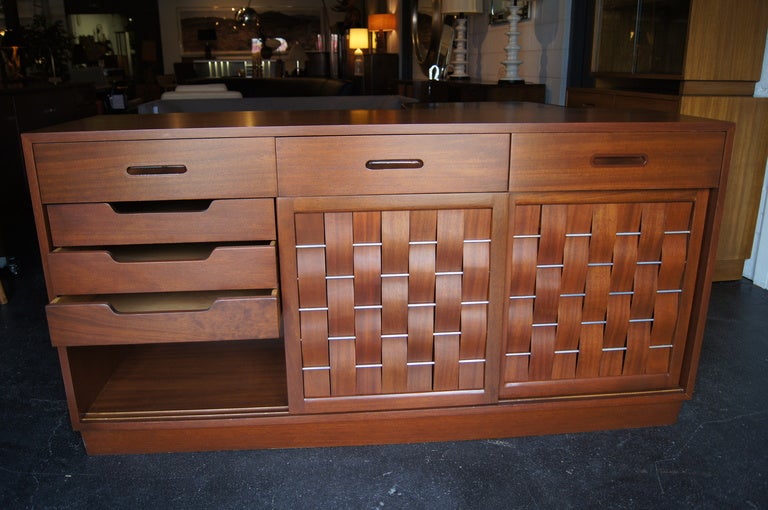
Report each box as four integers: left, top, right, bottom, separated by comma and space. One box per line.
368, 13, 397, 32
442, 0, 483, 14
348, 28, 369, 50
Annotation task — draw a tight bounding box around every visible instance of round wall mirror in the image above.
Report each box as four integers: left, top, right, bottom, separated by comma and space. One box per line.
412, 0, 445, 75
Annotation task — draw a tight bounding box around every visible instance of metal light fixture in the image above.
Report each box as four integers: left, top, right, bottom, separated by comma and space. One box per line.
235, 0, 259, 27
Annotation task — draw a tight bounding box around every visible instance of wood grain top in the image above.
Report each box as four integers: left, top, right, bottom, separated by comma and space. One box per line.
22, 102, 733, 142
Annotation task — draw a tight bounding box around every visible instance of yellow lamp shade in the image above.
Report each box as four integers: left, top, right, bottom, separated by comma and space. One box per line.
349, 28, 369, 50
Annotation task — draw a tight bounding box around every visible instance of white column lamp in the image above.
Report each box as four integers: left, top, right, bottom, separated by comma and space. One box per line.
349, 28, 369, 77
499, 0, 524, 84
442, 0, 483, 80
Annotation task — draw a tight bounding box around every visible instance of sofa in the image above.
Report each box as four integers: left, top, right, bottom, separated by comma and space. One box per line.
185, 77, 354, 98
138, 95, 418, 114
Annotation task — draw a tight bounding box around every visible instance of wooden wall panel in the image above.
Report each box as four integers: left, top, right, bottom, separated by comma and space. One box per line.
684, 0, 768, 82
680, 96, 768, 280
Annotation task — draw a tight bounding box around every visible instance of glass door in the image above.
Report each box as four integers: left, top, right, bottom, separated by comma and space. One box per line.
593, 0, 690, 77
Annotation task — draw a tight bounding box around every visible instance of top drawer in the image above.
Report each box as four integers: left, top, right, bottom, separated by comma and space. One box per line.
34, 138, 277, 203
277, 134, 509, 196
509, 132, 725, 191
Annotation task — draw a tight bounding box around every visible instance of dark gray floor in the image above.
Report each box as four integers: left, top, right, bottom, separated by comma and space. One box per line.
1, 242, 767, 510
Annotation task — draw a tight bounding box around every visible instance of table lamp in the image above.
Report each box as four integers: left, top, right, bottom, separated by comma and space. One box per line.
499, 0, 525, 84
368, 13, 397, 53
349, 28, 369, 77
442, 0, 483, 79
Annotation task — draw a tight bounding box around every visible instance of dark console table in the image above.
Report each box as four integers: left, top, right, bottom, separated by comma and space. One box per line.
398, 80, 545, 103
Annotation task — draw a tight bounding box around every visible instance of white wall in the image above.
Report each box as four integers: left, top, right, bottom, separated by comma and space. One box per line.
744, 161, 768, 289
742, 32, 768, 289
410, 0, 571, 105
472, 0, 572, 105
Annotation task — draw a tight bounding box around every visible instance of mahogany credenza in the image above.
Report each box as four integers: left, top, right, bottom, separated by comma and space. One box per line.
20, 103, 733, 454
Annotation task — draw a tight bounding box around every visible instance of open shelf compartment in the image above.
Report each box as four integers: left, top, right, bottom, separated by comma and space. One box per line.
64, 339, 288, 423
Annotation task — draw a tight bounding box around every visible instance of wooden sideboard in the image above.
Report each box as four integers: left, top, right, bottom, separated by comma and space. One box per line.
21, 103, 733, 454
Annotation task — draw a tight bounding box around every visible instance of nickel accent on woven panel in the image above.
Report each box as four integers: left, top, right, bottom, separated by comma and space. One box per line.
294, 208, 492, 398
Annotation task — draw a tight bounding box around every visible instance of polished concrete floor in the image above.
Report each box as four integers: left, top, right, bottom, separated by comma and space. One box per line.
1, 240, 767, 509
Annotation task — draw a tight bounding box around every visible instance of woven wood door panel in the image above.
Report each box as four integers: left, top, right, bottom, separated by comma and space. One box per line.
502, 196, 703, 399
293, 206, 493, 408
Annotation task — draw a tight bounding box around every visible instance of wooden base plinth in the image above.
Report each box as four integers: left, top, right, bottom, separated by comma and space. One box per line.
713, 258, 746, 281
80, 393, 685, 455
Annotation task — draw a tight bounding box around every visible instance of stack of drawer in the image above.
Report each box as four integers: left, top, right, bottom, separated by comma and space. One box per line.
31, 137, 284, 421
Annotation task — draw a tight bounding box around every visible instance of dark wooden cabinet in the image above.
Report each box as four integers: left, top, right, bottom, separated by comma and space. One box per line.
566, 88, 680, 112
588, 0, 768, 91
399, 80, 545, 103
21, 104, 732, 454
364, 53, 399, 95
593, 0, 690, 76
0, 83, 97, 265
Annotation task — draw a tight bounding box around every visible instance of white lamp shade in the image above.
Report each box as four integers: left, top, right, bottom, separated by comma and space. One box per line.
349, 28, 369, 50
442, 0, 483, 14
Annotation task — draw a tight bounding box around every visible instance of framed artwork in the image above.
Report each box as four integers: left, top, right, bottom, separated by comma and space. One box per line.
178, 6, 324, 56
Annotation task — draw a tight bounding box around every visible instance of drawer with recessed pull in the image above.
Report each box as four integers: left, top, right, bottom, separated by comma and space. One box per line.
277, 134, 509, 196
47, 199, 276, 247
47, 244, 277, 296
46, 291, 281, 346
509, 132, 725, 191
34, 138, 277, 203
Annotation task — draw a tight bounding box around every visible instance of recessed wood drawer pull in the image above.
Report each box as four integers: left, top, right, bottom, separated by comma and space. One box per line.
126, 165, 188, 175
110, 199, 212, 214
590, 154, 648, 167
365, 159, 424, 170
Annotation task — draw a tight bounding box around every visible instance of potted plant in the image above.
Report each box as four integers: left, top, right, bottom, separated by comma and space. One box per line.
19, 15, 72, 83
